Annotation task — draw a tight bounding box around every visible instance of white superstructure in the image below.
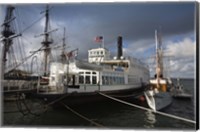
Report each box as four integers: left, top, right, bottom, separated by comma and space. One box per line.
88, 48, 110, 63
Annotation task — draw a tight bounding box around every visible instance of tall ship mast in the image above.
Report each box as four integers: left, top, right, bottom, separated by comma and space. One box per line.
41, 5, 53, 76
155, 30, 164, 89
60, 27, 67, 63
1, 6, 15, 78
1, 6, 22, 81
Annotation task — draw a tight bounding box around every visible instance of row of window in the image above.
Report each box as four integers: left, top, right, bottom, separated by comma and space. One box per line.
89, 55, 104, 57
78, 75, 125, 85
89, 51, 104, 55
79, 71, 96, 75
79, 75, 97, 84
102, 76, 125, 85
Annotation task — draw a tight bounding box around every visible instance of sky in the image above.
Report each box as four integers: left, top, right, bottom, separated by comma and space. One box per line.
0, 2, 197, 78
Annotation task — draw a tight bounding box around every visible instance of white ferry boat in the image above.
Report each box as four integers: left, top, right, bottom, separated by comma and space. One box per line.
37, 36, 150, 103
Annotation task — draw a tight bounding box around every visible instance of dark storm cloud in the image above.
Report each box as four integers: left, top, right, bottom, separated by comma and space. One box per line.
1, 2, 196, 45
35, 2, 194, 60
50, 2, 195, 41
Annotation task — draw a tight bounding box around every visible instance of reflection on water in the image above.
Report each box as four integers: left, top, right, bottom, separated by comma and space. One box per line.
144, 110, 156, 128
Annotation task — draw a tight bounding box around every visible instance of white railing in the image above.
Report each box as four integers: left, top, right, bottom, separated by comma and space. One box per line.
3, 80, 37, 92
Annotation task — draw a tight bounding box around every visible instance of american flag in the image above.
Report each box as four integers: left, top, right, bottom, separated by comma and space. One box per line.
95, 36, 103, 43
65, 48, 78, 58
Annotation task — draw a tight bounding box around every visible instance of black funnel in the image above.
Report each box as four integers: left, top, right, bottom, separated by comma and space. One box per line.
117, 36, 123, 59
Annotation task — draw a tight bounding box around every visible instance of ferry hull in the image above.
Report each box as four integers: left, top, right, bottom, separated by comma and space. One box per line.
33, 85, 146, 105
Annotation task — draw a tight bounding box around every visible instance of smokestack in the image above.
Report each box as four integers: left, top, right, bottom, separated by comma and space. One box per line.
117, 36, 123, 59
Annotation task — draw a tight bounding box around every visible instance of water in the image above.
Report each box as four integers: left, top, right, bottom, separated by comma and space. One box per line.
2, 78, 196, 130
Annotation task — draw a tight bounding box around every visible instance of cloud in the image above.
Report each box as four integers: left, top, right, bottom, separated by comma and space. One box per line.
164, 37, 195, 78
124, 39, 155, 57
165, 37, 195, 58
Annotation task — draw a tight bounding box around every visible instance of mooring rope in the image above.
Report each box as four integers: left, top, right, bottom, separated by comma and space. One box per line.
44, 93, 70, 111
98, 92, 196, 124
60, 102, 105, 128
110, 92, 142, 98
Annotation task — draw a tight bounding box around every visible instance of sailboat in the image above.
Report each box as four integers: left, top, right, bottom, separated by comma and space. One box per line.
144, 30, 172, 111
